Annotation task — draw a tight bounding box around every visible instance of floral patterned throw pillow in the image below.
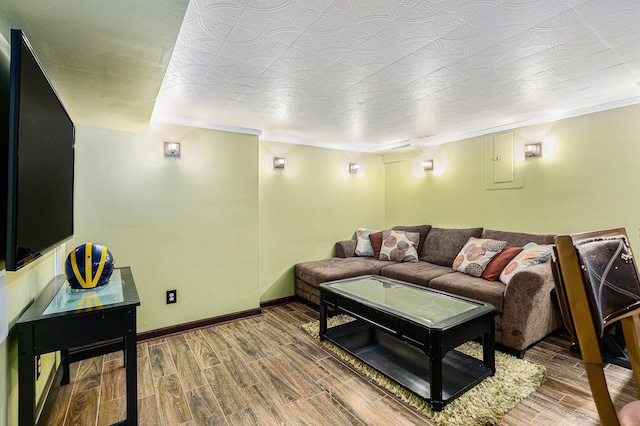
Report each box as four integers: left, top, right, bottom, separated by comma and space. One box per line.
379, 230, 420, 262
355, 228, 378, 257
453, 237, 507, 277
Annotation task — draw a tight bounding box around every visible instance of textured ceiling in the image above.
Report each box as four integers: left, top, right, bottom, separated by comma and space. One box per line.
2, 1, 640, 150
0, 0, 189, 132
153, 0, 640, 151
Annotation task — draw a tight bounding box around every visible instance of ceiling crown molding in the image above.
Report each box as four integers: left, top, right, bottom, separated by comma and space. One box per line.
151, 116, 263, 136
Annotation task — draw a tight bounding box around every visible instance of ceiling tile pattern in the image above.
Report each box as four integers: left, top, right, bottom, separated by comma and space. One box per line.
154, 0, 640, 150
0, 0, 190, 132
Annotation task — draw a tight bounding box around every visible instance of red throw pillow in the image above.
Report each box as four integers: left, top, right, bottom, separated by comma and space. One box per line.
481, 247, 523, 281
369, 231, 383, 260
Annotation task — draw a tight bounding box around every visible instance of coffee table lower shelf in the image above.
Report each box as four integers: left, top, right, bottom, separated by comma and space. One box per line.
324, 319, 493, 409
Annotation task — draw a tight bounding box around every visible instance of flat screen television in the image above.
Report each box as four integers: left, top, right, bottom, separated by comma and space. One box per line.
5, 29, 75, 271
0, 34, 9, 270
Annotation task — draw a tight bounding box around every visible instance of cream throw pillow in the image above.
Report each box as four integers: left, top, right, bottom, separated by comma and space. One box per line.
453, 237, 507, 277
355, 228, 378, 257
380, 230, 420, 262
499, 242, 553, 284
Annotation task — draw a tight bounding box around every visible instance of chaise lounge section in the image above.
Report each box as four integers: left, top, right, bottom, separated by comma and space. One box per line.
294, 225, 564, 355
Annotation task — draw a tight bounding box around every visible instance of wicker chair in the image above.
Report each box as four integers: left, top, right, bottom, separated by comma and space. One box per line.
554, 228, 640, 425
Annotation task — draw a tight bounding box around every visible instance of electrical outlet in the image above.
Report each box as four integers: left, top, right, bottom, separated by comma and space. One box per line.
36, 355, 41, 380
166, 290, 177, 304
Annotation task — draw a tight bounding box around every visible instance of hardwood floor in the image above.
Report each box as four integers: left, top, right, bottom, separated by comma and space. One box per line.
43, 301, 636, 425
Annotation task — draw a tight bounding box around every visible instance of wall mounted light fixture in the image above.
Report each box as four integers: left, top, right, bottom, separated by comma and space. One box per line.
273, 157, 285, 169
524, 143, 542, 157
349, 163, 360, 173
164, 142, 181, 157
422, 159, 434, 171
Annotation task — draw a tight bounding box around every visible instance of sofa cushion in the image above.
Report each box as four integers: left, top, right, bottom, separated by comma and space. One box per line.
483, 229, 554, 248
453, 237, 507, 277
429, 272, 505, 313
380, 262, 454, 287
335, 240, 358, 258
355, 228, 378, 257
500, 242, 553, 284
294, 257, 388, 287
420, 227, 483, 266
392, 224, 431, 255
481, 246, 523, 281
380, 230, 420, 262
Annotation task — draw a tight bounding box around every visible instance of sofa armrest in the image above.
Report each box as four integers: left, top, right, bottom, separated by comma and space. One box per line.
335, 240, 357, 258
500, 262, 564, 352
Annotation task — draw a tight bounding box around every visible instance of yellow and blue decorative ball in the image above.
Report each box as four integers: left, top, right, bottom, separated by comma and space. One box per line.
65, 243, 115, 289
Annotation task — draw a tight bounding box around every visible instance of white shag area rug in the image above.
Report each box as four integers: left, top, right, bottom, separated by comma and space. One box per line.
302, 315, 546, 426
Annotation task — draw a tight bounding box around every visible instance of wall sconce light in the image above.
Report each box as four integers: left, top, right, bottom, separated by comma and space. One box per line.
273, 157, 285, 169
164, 142, 181, 157
524, 143, 542, 157
422, 159, 434, 171
349, 163, 360, 173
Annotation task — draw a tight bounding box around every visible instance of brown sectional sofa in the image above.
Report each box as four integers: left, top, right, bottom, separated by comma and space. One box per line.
294, 225, 564, 355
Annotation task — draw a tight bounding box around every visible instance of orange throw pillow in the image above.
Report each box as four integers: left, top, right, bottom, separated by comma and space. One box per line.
369, 231, 383, 260
481, 247, 523, 281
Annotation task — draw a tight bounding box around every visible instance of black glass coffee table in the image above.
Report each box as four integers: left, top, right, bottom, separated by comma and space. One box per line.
319, 275, 496, 411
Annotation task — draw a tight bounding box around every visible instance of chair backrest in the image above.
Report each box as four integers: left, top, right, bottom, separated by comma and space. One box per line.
554, 227, 640, 426
550, 251, 577, 345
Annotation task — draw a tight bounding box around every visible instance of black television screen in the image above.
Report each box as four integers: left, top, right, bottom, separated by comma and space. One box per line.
6, 29, 74, 271
0, 33, 9, 270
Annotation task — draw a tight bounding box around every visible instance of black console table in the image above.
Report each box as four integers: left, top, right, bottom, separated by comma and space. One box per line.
16, 266, 140, 425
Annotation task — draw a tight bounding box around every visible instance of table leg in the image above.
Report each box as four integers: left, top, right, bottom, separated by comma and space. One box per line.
124, 308, 138, 425
319, 299, 327, 341
18, 325, 36, 425
430, 333, 444, 411
61, 349, 71, 384
483, 322, 496, 374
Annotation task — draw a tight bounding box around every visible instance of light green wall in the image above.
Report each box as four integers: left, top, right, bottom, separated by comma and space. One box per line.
0, 31, 57, 425
69, 124, 260, 332
258, 141, 385, 301
4, 99, 640, 426
2, 125, 386, 425
2, 252, 59, 426
385, 104, 640, 249
1, 31, 59, 426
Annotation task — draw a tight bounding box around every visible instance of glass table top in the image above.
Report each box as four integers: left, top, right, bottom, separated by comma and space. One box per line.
43, 269, 124, 315
321, 276, 482, 326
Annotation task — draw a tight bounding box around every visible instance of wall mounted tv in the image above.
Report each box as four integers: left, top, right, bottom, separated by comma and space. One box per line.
6, 29, 74, 271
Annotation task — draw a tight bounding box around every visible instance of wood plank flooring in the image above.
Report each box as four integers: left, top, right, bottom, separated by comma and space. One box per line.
43, 301, 637, 425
